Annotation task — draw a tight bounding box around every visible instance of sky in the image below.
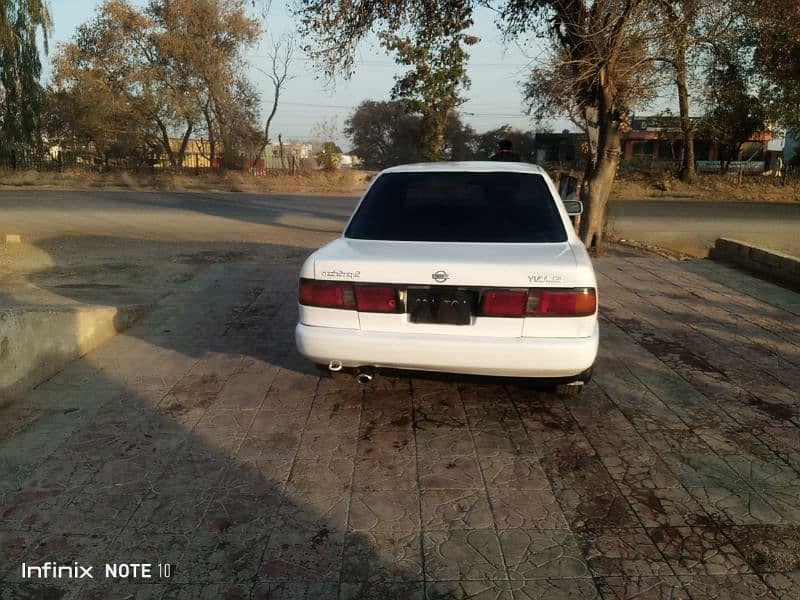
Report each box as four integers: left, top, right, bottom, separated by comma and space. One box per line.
43, 1, 574, 149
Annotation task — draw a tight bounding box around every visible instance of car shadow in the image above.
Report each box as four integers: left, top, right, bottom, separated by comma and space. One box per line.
0, 235, 429, 598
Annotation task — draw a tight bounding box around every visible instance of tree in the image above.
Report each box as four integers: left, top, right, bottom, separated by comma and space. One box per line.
701, 34, 766, 173
296, 0, 661, 248
444, 113, 477, 160
650, 1, 733, 183
379, 1, 478, 160
43, 72, 149, 163
653, 1, 699, 183
0, 0, 51, 145
317, 141, 342, 169
147, 0, 260, 165
344, 100, 423, 168
344, 99, 477, 168
507, 2, 660, 248
255, 34, 296, 158
473, 125, 537, 161
744, 0, 800, 132
53, 0, 259, 167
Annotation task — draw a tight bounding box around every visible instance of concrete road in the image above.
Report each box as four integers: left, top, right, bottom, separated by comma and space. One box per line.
0, 249, 799, 597
0, 190, 356, 308
607, 199, 800, 256
1, 190, 798, 262
0, 189, 356, 244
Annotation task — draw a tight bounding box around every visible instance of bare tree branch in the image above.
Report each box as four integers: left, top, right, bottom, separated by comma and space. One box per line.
254, 33, 296, 156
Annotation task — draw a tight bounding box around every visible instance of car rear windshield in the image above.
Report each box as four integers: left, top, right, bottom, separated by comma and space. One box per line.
344, 171, 567, 243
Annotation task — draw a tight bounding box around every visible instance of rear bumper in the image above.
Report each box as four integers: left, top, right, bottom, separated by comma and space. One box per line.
295, 323, 598, 378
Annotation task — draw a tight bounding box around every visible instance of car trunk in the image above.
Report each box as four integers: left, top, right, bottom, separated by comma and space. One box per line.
313, 238, 581, 337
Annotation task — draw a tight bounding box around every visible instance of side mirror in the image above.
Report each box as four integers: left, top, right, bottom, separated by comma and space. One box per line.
563, 197, 583, 216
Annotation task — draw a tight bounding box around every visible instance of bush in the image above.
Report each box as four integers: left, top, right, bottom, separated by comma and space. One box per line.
316, 141, 342, 170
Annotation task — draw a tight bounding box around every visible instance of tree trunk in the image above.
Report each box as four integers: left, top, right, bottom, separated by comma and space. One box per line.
421, 112, 447, 161
175, 120, 194, 169
579, 113, 622, 249
676, 50, 696, 183
259, 85, 281, 159
155, 118, 176, 168
203, 102, 216, 165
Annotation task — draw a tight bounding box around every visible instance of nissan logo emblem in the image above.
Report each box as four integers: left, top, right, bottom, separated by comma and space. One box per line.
431, 270, 449, 283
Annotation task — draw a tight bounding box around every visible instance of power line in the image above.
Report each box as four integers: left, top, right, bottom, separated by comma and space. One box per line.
268, 100, 526, 118
245, 55, 529, 68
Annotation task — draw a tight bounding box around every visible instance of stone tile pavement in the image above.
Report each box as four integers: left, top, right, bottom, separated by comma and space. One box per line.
0, 256, 798, 599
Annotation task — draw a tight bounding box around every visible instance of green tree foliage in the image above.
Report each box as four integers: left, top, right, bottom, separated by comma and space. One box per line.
344, 100, 423, 168
0, 0, 51, 145
344, 100, 476, 168
745, 0, 800, 132
52, 0, 259, 167
296, 0, 661, 247
651, 0, 736, 183
317, 140, 342, 170
444, 112, 477, 160
701, 35, 766, 173
379, 1, 478, 161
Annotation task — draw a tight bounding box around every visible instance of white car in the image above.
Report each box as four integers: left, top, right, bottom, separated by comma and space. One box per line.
295, 161, 598, 395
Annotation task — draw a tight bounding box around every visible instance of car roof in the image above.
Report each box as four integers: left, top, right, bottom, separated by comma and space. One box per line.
379, 161, 550, 175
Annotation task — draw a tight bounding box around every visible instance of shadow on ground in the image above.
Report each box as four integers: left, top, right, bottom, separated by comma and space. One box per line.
0, 235, 425, 598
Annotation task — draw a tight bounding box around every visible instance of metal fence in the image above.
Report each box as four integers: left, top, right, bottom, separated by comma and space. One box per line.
0, 150, 316, 175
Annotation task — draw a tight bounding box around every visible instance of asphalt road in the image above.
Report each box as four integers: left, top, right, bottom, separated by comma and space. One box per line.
607, 199, 800, 256
1, 189, 798, 258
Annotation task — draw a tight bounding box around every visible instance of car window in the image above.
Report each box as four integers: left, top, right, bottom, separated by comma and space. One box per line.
344, 171, 567, 243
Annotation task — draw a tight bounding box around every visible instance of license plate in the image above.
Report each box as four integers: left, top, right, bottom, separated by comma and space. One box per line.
408, 289, 473, 325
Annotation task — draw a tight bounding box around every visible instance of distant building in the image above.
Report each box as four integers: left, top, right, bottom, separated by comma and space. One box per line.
166, 138, 216, 168
260, 142, 313, 159
339, 154, 362, 168
623, 115, 772, 165
532, 132, 586, 164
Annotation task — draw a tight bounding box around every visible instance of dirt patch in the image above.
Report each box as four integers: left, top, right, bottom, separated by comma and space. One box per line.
171, 250, 251, 265
731, 526, 800, 572
604, 236, 698, 260
605, 311, 722, 376
0, 168, 372, 197
613, 171, 800, 203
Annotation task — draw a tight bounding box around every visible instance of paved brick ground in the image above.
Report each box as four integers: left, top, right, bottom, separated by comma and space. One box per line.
0, 256, 798, 599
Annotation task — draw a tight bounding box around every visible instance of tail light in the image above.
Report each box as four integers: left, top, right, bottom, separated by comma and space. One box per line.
299, 280, 355, 309
528, 288, 596, 316
481, 290, 528, 316
299, 279, 399, 313
354, 286, 398, 312
480, 287, 596, 317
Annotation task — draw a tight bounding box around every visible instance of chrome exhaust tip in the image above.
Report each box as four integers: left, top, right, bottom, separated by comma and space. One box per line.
328, 360, 343, 372
355, 367, 377, 384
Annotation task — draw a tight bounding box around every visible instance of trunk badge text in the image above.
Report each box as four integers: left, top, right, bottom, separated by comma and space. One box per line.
432, 270, 450, 283
321, 270, 361, 279
528, 274, 563, 283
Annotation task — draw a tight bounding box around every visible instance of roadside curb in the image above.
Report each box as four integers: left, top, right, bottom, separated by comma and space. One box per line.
0, 303, 151, 405
710, 238, 800, 289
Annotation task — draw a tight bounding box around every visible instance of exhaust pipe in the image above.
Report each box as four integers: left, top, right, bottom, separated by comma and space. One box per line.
355, 367, 377, 384
328, 360, 343, 372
